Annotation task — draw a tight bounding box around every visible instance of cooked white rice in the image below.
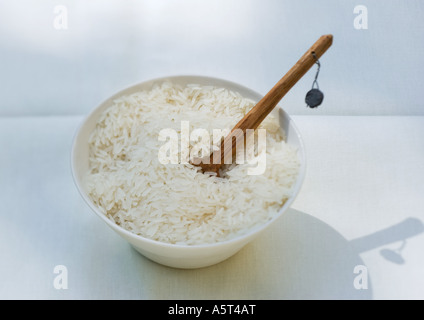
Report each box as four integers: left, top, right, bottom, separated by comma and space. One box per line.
85, 82, 300, 245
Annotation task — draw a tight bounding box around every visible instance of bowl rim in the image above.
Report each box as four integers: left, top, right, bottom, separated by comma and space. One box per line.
71, 74, 306, 250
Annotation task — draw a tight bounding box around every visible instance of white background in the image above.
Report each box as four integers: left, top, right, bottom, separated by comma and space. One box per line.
0, 0, 423, 300
1, 0, 424, 116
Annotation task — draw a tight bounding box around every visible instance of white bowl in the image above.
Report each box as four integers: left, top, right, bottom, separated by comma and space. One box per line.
71, 75, 306, 269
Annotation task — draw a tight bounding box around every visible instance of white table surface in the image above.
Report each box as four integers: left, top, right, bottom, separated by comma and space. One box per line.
0, 115, 423, 300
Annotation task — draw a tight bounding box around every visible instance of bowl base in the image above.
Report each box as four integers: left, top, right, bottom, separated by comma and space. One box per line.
131, 245, 243, 269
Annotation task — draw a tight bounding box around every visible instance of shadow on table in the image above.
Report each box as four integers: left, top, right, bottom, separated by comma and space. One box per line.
350, 217, 423, 265
129, 209, 423, 299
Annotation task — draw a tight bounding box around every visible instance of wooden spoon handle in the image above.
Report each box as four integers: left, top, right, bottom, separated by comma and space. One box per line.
200, 34, 333, 174
235, 34, 332, 131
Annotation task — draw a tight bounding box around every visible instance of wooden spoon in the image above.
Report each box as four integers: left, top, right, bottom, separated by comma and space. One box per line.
195, 34, 333, 175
